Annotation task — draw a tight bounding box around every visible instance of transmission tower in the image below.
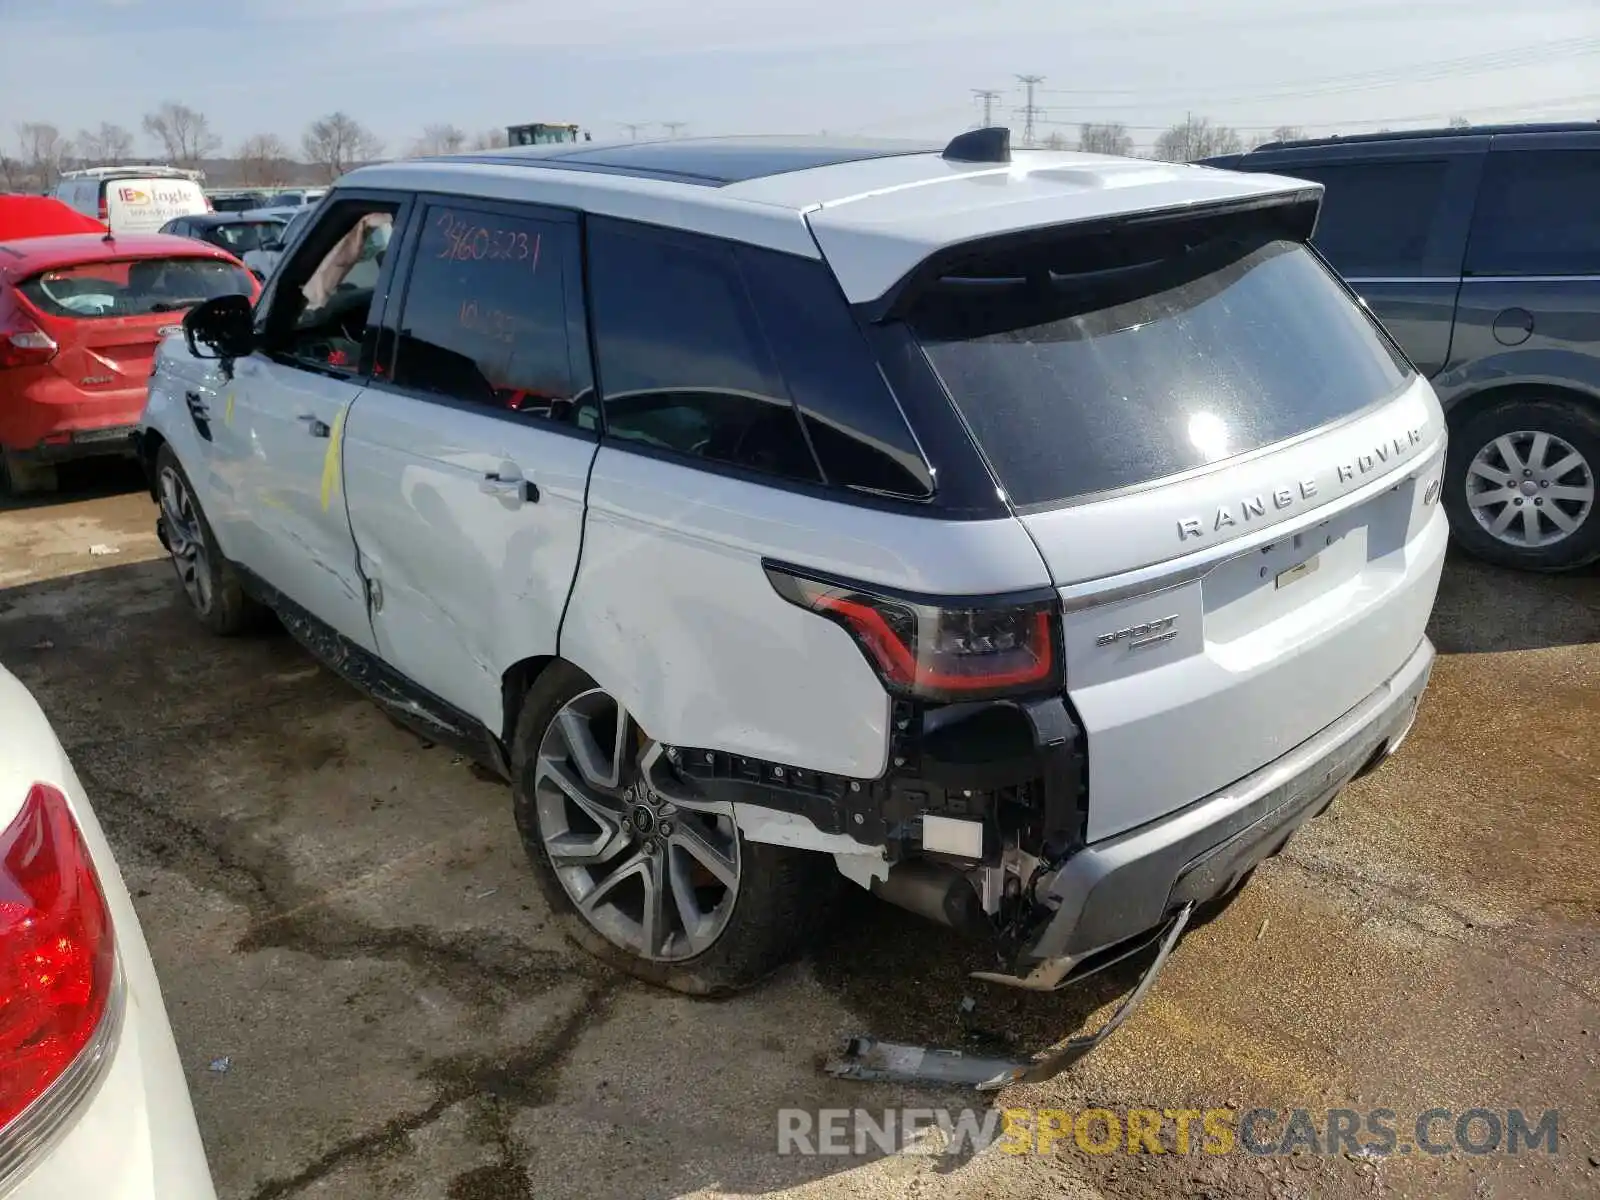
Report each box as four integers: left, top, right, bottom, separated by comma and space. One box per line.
972, 89, 1001, 127
1014, 74, 1045, 147
619, 122, 647, 141
661, 122, 688, 138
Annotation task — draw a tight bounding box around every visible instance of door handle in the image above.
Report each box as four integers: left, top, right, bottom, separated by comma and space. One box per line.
480, 471, 539, 504
296, 414, 331, 438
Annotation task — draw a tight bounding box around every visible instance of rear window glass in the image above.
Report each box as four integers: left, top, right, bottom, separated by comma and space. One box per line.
911, 235, 1413, 508
209, 221, 284, 252
19, 257, 254, 319
1466, 149, 1600, 277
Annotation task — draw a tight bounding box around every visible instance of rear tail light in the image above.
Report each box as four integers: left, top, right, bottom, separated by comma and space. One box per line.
0, 783, 117, 1132
0, 327, 58, 370
97, 197, 108, 223
765, 563, 1060, 702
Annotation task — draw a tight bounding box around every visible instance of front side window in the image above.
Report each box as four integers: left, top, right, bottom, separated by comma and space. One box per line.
1283, 159, 1451, 277
19, 257, 254, 319
261, 199, 398, 374
1466, 149, 1600, 277
390, 204, 591, 426
586, 219, 820, 484
911, 232, 1414, 508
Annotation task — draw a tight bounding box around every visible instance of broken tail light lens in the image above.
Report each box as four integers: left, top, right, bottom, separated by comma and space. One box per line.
765, 563, 1060, 702
0, 328, 59, 370
0, 783, 117, 1133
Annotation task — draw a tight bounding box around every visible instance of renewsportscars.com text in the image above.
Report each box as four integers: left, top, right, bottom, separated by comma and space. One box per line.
776, 1107, 1560, 1158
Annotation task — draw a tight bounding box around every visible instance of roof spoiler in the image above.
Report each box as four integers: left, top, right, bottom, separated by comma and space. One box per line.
860, 186, 1325, 323
942, 127, 1011, 165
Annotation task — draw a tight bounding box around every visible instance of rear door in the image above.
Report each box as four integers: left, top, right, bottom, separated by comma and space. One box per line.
1240, 138, 1486, 375
904, 220, 1449, 841
1448, 134, 1600, 380
341, 196, 598, 728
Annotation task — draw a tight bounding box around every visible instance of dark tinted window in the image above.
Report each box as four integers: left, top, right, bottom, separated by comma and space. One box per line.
586, 219, 820, 483
209, 220, 283, 253
1466, 149, 1600, 276
1284, 159, 1450, 276
737, 247, 933, 498
912, 234, 1413, 508
393, 205, 592, 425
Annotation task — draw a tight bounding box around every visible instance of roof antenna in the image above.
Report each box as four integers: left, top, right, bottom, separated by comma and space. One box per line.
943, 126, 1011, 164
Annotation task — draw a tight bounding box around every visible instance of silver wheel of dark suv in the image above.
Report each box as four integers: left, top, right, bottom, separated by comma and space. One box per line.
1445, 397, 1600, 572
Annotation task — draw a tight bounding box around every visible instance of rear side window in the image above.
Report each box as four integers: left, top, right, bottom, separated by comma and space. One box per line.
586, 220, 821, 484
1281, 159, 1451, 277
392, 204, 593, 426
1466, 149, 1600, 277
911, 234, 1414, 508
19, 257, 254, 319
737, 248, 933, 498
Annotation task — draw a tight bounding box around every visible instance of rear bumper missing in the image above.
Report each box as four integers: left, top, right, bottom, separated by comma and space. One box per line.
1008, 636, 1435, 987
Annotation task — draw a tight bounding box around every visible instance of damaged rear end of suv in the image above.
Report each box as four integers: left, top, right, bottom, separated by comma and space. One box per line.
631, 132, 1447, 1057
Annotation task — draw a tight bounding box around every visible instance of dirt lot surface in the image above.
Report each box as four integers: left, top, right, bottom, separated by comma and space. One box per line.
2, 462, 1597, 1200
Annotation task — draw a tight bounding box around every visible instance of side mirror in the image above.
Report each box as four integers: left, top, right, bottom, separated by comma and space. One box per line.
183, 294, 255, 362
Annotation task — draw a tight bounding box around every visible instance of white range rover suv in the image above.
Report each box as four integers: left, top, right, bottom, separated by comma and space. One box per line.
134, 129, 1447, 1000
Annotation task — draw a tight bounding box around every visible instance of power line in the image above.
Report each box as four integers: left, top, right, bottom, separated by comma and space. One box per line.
1033, 36, 1600, 109
1014, 75, 1045, 147
972, 89, 1002, 127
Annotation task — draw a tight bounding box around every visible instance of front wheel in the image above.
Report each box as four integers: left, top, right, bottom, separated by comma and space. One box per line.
1444, 397, 1600, 572
155, 445, 263, 635
511, 662, 835, 995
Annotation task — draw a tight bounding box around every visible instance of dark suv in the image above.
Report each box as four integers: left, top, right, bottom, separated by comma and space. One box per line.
1210, 123, 1600, 571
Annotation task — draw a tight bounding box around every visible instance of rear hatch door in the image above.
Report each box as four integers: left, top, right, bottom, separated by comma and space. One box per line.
903, 213, 1448, 842
17, 254, 254, 397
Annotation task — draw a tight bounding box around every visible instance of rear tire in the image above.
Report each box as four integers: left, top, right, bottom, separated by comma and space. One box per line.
511, 661, 836, 995
1444, 397, 1600, 572
0, 450, 58, 496
154, 445, 263, 636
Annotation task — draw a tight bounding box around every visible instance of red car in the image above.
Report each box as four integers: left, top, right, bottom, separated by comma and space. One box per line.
0, 224, 259, 494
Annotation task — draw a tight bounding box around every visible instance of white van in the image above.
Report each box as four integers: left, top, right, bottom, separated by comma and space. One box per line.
55, 165, 210, 235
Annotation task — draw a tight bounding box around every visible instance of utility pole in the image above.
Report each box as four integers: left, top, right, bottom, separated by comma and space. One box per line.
661, 122, 687, 138
972, 89, 1001, 127
1015, 74, 1045, 147
620, 122, 647, 141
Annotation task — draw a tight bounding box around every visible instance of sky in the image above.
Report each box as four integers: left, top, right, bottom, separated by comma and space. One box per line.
3, 0, 1597, 157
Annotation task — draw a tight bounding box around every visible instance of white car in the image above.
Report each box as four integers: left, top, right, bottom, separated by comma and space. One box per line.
134, 130, 1444, 1006
0, 665, 216, 1199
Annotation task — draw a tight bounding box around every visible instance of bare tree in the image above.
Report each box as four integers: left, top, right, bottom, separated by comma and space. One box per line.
302, 112, 383, 181
1249, 125, 1306, 150
1447, 115, 1471, 129
0, 153, 20, 191
143, 102, 221, 169
237, 133, 292, 186
99, 122, 134, 164
410, 123, 467, 157
15, 122, 72, 189
1153, 115, 1243, 162
470, 128, 510, 151
1042, 130, 1068, 150
1078, 123, 1133, 157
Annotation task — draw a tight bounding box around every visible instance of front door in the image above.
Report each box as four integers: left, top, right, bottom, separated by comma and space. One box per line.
342, 197, 598, 729
226, 193, 409, 651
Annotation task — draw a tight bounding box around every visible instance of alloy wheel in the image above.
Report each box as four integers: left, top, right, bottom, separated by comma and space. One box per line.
1464, 429, 1594, 549
533, 688, 741, 962
158, 466, 213, 614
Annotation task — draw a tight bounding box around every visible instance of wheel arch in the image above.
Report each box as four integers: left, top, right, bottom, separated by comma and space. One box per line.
1443, 380, 1600, 432
500, 654, 559, 749
132, 427, 169, 502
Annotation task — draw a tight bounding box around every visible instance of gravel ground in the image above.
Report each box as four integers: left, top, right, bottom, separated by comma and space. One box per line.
2, 460, 1596, 1200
